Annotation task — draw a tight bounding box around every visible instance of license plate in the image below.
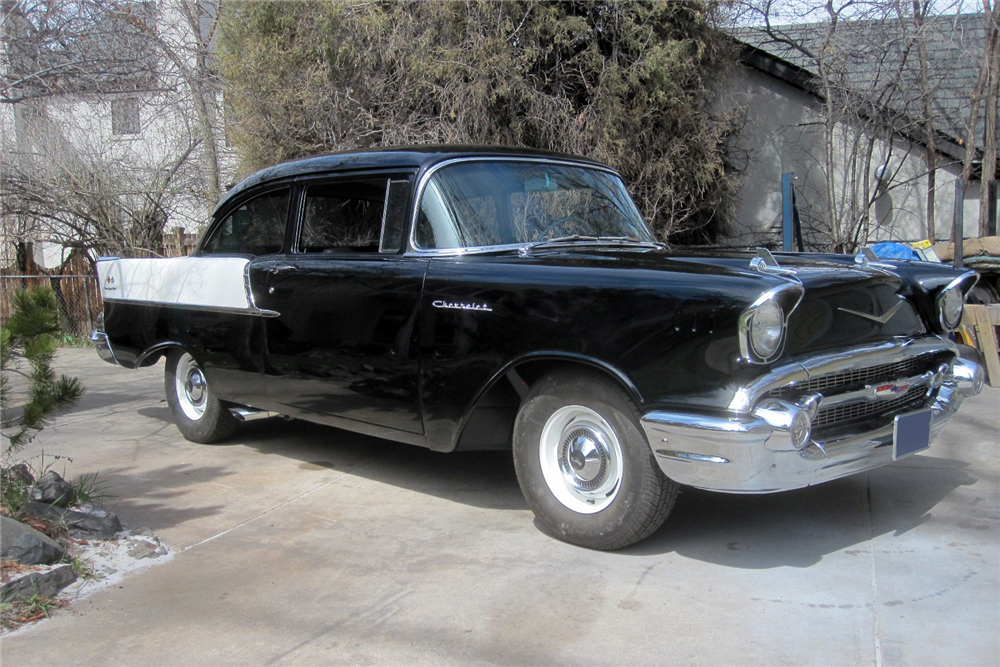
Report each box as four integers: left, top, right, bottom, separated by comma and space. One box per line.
893, 409, 932, 460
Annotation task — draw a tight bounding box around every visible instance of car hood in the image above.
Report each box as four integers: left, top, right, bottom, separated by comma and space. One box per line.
475, 246, 936, 358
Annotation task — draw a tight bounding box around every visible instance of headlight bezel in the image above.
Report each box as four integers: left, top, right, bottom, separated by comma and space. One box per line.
935, 271, 978, 332
738, 284, 804, 365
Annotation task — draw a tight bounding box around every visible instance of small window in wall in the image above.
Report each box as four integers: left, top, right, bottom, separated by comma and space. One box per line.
202, 188, 289, 256
111, 98, 141, 135
299, 180, 388, 253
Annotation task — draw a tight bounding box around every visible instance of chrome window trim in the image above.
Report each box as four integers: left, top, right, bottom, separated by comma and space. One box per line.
737, 281, 805, 364
936, 270, 979, 331
729, 337, 957, 414
406, 156, 637, 254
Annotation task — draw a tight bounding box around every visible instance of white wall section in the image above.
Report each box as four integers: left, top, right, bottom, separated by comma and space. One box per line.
97, 257, 252, 310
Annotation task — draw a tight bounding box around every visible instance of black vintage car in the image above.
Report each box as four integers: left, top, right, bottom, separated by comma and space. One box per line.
92, 146, 985, 549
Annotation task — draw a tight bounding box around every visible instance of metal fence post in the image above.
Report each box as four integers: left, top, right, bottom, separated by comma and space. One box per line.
83, 276, 94, 333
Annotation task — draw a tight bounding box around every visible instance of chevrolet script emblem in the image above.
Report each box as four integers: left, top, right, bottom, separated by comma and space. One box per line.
838, 301, 904, 325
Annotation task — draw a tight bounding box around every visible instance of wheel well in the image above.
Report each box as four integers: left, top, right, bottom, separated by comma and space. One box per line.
453, 358, 641, 452
136, 341, 186, 367
510, 358, 641, 404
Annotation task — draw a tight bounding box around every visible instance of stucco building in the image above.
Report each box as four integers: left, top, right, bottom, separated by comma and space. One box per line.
722, 13, 998, 251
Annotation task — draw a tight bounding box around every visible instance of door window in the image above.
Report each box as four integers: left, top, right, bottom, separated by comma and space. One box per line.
299, 180, 388, 253
203, 189, 289, 256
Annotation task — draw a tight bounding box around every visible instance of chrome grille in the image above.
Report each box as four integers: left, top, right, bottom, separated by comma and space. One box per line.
767, 353, 941, 400
812, 386, 927, 429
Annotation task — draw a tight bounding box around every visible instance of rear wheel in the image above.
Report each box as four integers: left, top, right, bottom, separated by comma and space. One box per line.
165, 350, 238, 444
512, 370, 678, 550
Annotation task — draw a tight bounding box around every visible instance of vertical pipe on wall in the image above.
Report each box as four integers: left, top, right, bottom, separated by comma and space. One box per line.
988, 180, 998, 236
953, 179, 964, 269
782, 172, 793, 252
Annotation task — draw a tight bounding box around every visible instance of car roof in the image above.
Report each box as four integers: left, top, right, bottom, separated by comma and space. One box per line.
218, 145, 612, 211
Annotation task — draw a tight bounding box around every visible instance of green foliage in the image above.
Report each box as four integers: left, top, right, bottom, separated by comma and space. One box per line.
57, 334, 92, 349
71, 471, 112, 506
219, 0, 739, 242
66, 555, 97, 581
0, 469, 33, 519
1, 287, 85, 455
0, 589, 62, 630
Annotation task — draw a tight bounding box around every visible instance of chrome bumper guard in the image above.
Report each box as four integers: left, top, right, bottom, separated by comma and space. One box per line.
641, 340, 984, 493
90, 330, 120, 366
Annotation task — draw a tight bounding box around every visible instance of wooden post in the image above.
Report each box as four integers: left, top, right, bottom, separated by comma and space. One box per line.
962, 305, 1000, 387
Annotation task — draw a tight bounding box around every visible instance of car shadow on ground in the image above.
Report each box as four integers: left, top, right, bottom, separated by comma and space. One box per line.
618, 458, 978, 566
131, 411, 979, 567
137, 408, 528, 512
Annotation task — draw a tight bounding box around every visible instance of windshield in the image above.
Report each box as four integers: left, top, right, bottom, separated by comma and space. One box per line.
414, 160, 653, 250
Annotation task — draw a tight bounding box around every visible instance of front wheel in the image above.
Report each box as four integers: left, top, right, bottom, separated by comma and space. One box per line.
164, 350, 238, 444
513, 371, 678, 550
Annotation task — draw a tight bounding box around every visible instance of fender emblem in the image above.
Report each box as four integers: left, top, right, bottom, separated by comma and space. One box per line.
838, 301, 903, 324
432, 299, 493, 312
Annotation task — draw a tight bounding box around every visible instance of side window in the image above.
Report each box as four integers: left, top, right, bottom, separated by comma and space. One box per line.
299, 180, 388, 253
203, 189, 289, 256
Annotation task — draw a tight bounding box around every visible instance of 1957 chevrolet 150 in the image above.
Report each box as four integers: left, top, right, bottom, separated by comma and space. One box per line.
91, 146, 985, 549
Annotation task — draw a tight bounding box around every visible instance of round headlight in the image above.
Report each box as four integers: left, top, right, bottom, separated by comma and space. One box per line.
749, 300, 785, 359
939, 287, 964, 330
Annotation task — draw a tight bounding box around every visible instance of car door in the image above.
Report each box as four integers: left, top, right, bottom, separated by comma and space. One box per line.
255, 175, 427, 435
190, 186, 292, 408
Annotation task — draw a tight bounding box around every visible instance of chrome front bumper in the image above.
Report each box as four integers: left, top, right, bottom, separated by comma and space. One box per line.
641, 343, 984, 493
90, 330, 120, 366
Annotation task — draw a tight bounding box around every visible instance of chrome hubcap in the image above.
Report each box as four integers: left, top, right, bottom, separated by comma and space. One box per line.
539, 405, 623, 514
185, 370, 206, 405
561, 428, 611, 490
175, 353, 208, 421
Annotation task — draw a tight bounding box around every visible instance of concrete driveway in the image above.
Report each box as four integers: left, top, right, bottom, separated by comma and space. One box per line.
2, 348, 997, 666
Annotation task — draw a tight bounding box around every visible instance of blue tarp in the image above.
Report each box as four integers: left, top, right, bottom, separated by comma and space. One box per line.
870, 242, 920, 260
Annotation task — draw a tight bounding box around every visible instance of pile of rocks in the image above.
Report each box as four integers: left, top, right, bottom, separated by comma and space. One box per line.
1, 470, 164, 607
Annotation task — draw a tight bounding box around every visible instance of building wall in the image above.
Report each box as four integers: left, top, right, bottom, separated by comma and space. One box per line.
0, 0, 235, 270
720, 67, 992, 250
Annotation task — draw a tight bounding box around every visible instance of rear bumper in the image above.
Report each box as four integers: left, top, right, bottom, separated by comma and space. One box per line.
90, 330, 120, 366
641, 345, 983, 493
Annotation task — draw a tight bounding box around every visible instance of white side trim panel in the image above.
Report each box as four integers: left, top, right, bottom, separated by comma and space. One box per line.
97, 257, 252, 310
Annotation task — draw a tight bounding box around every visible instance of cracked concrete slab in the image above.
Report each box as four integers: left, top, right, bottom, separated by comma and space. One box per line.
1, 349, 997, 666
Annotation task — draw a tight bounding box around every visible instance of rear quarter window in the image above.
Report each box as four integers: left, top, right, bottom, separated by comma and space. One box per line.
203, 189, 290, 256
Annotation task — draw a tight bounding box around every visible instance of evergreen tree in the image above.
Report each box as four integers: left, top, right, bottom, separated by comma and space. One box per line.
1, 288, 85, 454
219, 1, 739, 243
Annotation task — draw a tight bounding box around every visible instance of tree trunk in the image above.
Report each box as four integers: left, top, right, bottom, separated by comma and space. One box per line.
958, 4, 997, 244
979, 4, 1000, 236
911, 0, 939, 240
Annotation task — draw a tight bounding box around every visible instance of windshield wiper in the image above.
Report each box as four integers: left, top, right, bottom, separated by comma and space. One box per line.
519, 235, 664, 256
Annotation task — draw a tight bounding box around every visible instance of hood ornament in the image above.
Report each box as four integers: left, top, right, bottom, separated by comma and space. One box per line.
750, 248, 798, 276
